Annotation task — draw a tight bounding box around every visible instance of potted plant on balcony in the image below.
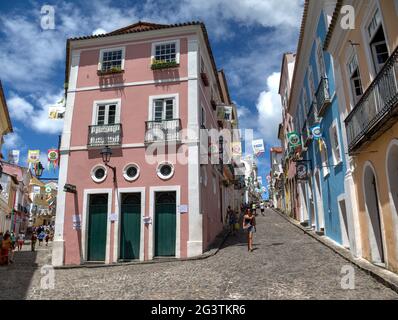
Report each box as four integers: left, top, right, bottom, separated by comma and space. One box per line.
151, 58, 179, 70
97, 66, 124, 76
210, 99, 217, 110
201, 72, 209, 86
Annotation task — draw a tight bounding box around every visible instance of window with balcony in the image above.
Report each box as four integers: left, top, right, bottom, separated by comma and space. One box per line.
347, 54, 363, 104
98, 48, 125, 74
201, 105, 206, 128
88, 100, 121, 147
146, 95, 180, 143
316, 39, 327, 78
368, 9, 389, 74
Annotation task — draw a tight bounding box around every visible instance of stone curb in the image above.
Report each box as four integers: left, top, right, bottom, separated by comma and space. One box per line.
53, 229, 230, 270
272, 208, 398, 295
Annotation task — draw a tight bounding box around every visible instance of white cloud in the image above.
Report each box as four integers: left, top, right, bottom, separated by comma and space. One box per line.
6, 92, 64, 134
7, 94, 35, 122
256, 72, 282, 147
92, 28, 107, 35
3, 131, 24, 151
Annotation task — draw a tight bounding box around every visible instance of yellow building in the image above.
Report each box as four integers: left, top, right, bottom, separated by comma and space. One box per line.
29, 177, 57, 227
0, 80, 13, 155
327, 0, 398, 272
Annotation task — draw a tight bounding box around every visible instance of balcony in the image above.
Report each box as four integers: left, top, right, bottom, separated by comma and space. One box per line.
315, 77, 331, 116
345, 46, 398, 154
88, 124, 122, 148
307, 101, 319, 127
145, 119, 181, 144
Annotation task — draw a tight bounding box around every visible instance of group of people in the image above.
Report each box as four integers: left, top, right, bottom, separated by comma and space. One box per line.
0, 224, 54, 266
226, 202, 266, 252
0, 230, 24, 265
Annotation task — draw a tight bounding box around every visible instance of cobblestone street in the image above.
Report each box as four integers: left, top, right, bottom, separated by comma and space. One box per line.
1, 209, 398, 300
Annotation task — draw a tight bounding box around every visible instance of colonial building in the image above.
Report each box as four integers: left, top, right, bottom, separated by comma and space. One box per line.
52, 21, 241, 266
279, 0, 353, 249
0, 81, 13, 156
269, 147, 283, 209
278, 53, 298, 219
326, 0, 398, 272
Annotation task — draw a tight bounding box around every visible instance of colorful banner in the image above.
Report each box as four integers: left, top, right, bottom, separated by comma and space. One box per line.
252, 139, 265, 157
216, 106, 225, 120
48, 97, 66, 120
287, 132, 301, 148
8, 150, 20, 165
231, 142, 242, 157
47, 149, 59, 171
296, 161, 308, 181
27, 150, 40, 164
311, 124, 322, 140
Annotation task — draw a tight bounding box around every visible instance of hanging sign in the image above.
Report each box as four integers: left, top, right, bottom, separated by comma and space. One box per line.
311, 124, 322, 140
8, 150, 20, 165
27, 150, 40, 168
252, 139, 265, 157
48, 97, 65, 120
47, 149, 59, 171
296, 161, 309, 181
216, 106, 225, 120
231, 142, 242, 157
287, 132, 301, 148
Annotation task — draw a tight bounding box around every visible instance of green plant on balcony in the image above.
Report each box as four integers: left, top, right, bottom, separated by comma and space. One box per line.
151, 59, 179, 70
97, 66, 123, 75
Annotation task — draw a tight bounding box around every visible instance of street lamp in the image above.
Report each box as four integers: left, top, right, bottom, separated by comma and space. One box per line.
100, 146, 116, 183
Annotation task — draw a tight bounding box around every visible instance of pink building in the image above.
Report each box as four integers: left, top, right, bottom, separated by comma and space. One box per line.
52, 22, 241, 266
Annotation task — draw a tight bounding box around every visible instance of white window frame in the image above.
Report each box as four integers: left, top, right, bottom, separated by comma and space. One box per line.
151, 39, 180, 64
361, 3, 391, 78
308, 67, 315, 102
346, 53, 363, 105
98, 47, 126, 71
329, 120, 342, 166
122, 163, 140, 182
148, 94, 179, 121
320, 140, 330, 178
92, 98, 121, 125
91, 164, 108, 183
156, 162, 175, 180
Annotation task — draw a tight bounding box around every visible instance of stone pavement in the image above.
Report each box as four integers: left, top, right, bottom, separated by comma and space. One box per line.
1, 209, 398, 299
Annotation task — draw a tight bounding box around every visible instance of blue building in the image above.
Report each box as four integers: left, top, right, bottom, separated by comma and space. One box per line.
287, 0, 351, 248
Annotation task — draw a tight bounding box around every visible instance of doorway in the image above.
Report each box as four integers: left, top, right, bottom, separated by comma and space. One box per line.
363, 164, 385, 264
155, 191, 176, 257
120, 193, 141, 261
314, 170, 325, 231
87, 194, 108, 262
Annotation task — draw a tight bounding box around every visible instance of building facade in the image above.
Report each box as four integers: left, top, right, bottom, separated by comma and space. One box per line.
52, 21, 241, 266
279, 0, 354, 249
327, 0, 398, 271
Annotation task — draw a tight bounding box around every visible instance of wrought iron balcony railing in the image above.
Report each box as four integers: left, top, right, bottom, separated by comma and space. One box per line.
307, 101, 319, 127
315, 77, 331, 116
345, 46, 398, 153
145, 119, 181, 144
88, 123, 122, 147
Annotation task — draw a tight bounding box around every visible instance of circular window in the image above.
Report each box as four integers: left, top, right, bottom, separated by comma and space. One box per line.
91, 165, 107, 183
157, 162, 175, 180
123, 163, 140, 182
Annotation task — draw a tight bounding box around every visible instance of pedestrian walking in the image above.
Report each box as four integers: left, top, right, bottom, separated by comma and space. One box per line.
0, 232, 12, 265
17, 233, 25, 251
31, 232, 37, 252
260, 202, 265, 216
251, 202, 257, 216
45, 233, 49, 246
38, 231, 46, 246
226, 206, 237, 235
243, 209, 256, 252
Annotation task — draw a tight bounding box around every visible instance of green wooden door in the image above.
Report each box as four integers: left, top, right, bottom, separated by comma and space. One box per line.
87, 194, 108, 261
120, 193, 141, 260
155, 192, 176, 257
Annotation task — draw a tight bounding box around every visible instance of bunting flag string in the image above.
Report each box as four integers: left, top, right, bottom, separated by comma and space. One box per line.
47, 149, 59, 172
27, 150, 40, 170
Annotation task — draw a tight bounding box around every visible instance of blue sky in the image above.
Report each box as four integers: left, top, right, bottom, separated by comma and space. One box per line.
0, 0, 302, 189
